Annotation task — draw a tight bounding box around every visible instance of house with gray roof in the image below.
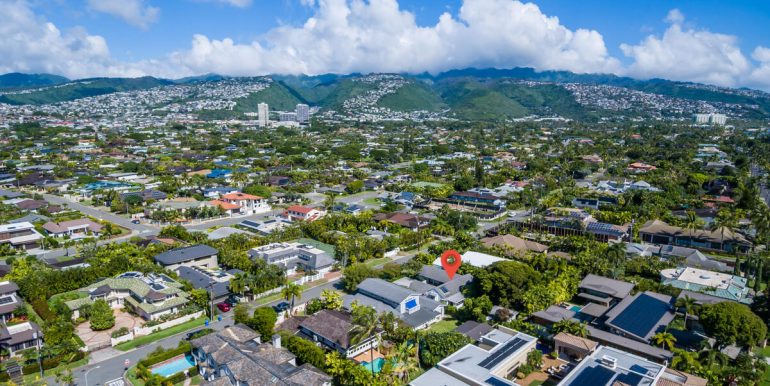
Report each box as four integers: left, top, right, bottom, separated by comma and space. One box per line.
343, 278, 443, 330
604, 291, 675, 343
154, 244, 218, 271
578, 274, 635, 307
0, 281, 22, 323
64, 272, 190, 321
177, 266, 238, 304
191, 324, 331, 386
410, 326, 536, 386
0, 321, 43, 357
248, 241, 334, 276
296, 309, 378, 358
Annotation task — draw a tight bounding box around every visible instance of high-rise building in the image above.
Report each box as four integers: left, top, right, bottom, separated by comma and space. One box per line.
279, 112, 297, 122
257, 103, 269, 127
693, 113, 727, 125
295, 104, 309, 123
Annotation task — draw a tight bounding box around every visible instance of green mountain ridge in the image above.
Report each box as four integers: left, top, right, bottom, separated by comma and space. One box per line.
2, 68, 769, 121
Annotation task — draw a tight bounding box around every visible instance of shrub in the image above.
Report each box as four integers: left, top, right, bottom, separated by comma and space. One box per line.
111, 327, 130, 338
89, 299, 115, 331
166, 371, 187, 384
138, 342, 191, 367
31, 299, 56, 321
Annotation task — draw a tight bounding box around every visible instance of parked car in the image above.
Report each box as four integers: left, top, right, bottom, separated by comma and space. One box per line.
217, 302, 231, 312
131, 219, 141, 224
273, 301, 290, 313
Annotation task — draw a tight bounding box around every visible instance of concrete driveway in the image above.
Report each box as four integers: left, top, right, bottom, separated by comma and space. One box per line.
75, 310, 143, 351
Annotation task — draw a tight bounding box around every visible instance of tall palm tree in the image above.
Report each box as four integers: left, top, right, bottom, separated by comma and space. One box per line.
683, 210, 702, 245
675, 295, 697, 329
392, 340, 419, 382
281, 281, 303, 311
349, 304, 381, 376
606, 242, 626, 279
229, 273, 247, 297
671, 349, 701, 373
652, 331, 676, 350
711, 209, 739, 253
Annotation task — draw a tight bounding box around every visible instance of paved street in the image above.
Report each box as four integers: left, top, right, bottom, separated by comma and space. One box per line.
42, 193, 157, 234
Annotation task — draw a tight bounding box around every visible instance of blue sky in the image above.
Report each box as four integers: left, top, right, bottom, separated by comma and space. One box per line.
3, 0, 770, 90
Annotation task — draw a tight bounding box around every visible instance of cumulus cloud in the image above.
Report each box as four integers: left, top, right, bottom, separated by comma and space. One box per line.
164, 0, 621, 76
620, 9, 751, 87
0, 0, 147, 78
747, 46, 770, 90
87, 0, 159, 29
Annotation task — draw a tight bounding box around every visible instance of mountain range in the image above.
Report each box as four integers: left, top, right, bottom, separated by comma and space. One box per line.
2, 68, 769, 121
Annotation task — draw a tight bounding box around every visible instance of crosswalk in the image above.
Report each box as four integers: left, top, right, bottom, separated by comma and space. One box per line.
105, 378, 125, 386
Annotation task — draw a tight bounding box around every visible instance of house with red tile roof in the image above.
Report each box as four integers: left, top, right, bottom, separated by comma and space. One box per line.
219, 192, 271, 215
283, 205, 324, 222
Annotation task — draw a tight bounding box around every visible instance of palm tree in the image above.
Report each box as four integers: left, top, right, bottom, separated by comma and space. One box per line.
652, 331, 676, 350
671, 349, 701, 373
281, 281, 302, 311
675, 295, 697, 329
552, 319, 588, 338
349, 304, 381, 376
54, 369, 75, 386
229, 273, 247, 297
606, 242, 626, 279
711, 209, 739, 253
683, 210, 702, 245
392, 340, 419, 382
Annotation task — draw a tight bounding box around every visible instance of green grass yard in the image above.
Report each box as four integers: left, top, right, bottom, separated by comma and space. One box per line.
115, 317, 207, 351
427, 318, 460, 334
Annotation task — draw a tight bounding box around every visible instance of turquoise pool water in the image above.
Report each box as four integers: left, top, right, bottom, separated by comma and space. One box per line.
361, 358, 386, 373
151, 355, 195, 377
569, 305, 582, 313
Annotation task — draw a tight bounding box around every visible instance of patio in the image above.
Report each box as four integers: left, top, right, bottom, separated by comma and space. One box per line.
517, 356, 569, 386
75, 309, 143, 351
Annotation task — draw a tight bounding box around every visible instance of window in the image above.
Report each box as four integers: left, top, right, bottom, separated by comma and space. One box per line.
405, 298, 417, 310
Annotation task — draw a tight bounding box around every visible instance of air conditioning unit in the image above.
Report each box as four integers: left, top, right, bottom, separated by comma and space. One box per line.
601, 355, 617, 369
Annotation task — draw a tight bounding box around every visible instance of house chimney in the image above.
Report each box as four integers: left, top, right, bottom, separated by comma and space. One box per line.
272, 334, 281, 349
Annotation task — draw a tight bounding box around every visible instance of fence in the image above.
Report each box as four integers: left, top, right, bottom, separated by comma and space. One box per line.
109, 311, 204, 347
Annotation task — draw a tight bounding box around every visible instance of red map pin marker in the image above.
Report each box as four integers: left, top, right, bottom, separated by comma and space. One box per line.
441, 249, 462, 280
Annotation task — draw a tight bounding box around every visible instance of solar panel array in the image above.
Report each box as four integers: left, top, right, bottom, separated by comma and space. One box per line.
0, 296, 14, 305
569, 365, 615, 386
616, 371, 645, 386
485, 376, 513, 386
609, 293, 670, 339
478, 338, 528, 369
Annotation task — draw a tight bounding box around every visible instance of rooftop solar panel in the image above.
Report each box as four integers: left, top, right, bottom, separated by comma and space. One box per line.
485, 376, 513, 386
616, 371, 645, 386
0, 296, 15, 305
479, 338, 528, 369
608, 293, 670, 340
569, 365, 616, 386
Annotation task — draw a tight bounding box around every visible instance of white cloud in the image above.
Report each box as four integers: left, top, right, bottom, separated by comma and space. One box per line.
162, 0, 620, 77
620, 9, 750, 87
0, 0, 146, 79
664, 8, 684, 24
87, 0, 159, 29
747, 46, 770, 90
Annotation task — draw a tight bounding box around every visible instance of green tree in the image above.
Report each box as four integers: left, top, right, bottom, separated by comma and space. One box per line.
700, 302, 767, 348
652, 331, 676, 350
346, 180, 364, 194
281, 281, 303, 310
349, 303, 381, 375
282, 332, 326, 369
89, 299, 115, 331
248, 307, 278, 338
233, 303, 250, 324
342, 263, 377, 292
189, 288, 211, 315
551, 319, 588, 338
675, 295, 697, 329
420, 331, 471, 367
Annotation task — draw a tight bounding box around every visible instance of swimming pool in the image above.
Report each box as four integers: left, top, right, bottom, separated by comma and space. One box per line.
150, 355, 195, 377
360, 358, 386, 373
569, 305, 582, 313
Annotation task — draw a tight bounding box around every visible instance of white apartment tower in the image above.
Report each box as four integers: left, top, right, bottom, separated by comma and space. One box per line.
258, 103, 269, 127
295, 104, 310, 123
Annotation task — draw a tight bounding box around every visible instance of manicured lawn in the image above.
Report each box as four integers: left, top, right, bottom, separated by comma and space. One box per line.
115, 317, 207, 351
21, 355, 90, 384
755, 346, 770, 357
364, 257, 392, 268
427, 318, 460, 333
762, 366, 770, 386
363, 197, 380, 206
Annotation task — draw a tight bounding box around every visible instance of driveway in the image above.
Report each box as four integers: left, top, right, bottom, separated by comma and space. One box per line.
75, 310, 143, 351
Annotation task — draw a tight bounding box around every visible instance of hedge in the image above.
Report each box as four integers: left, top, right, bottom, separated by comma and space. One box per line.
0, 372, 9, 382
166, 372, 187, 384
139, 342, 191, 367
31, 299, 56, 321
21, 357, 62, 375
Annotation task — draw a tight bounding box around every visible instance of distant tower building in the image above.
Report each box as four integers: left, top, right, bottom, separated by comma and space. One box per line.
295, 104, 309, 123
279, 112, 297, 122
710, 113, 727, 125
258, 103, 269, 127
693, 114, 710, 124
693, 113, 727, 125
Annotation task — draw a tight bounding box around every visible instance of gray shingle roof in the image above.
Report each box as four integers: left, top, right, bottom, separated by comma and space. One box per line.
154, 244, 218, 265
579, 274, 635, 299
